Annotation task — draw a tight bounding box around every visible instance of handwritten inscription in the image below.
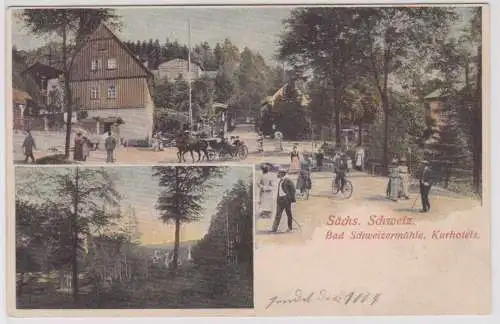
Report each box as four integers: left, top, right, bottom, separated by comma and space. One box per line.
324, 215, 481, 241
265, 289, 381, 310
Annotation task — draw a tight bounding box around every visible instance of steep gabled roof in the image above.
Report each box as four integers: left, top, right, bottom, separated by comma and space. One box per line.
77, 23, 153, 78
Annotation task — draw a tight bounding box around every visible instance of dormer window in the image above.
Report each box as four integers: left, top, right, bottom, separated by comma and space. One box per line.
91, 59, 102, 71
107, 58, 117, 70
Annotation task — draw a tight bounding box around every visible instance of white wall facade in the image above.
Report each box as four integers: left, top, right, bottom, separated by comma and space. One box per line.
86, 107, 153, 141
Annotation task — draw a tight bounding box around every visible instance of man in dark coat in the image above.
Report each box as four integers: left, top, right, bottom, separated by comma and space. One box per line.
419, 160, 434, 212
105, 132, 117, 163
22, 130, 36, 163
272, 168, 297, 233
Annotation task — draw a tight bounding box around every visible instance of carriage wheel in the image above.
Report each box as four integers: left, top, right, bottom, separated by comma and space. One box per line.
238, 145, 249, 160
342, 180, 354, 199
219, 150, 228, 160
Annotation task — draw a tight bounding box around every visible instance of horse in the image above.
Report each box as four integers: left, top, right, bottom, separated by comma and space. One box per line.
175, 132, 210, 163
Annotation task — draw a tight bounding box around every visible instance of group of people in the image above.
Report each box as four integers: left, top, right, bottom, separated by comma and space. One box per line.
386, 156, 411, 201
258, 165, 297, 233
74, 131, 117, 163
387, 156, 434, 213
73, 132, 93, 162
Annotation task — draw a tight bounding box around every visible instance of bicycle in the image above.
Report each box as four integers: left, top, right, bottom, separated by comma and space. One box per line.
331, 174, 353, 199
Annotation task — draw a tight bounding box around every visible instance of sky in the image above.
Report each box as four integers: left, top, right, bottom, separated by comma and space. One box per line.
9, 6, 477, 73
9, 7, 293, 66
15, 165, 253, 245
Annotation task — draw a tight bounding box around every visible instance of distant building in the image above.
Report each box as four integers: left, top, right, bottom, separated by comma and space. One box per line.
423, 85, 464, 145
155, 58, 217, 82
68, 23, 155, 141
22, 62, 63, 108
12, 89, 32, 130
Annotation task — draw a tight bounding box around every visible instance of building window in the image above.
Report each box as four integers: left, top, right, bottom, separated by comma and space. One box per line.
91, 59, 102, 71
90, 87, 100, 100
107, 85, 117, 99
107, 58, 117, 70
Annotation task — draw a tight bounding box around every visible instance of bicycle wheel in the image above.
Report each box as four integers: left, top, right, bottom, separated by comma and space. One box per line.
331, 180, 340, 195
342, 180, 354, 199
238, 145, 249, 160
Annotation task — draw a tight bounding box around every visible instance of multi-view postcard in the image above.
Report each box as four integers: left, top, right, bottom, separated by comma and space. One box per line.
4, 3, 490, 317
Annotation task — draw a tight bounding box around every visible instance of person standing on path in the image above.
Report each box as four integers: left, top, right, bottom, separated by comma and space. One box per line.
105, 131, 117, 163
274, 129, 283, 152
258, 164, 275, 219
398, 157, 410, 199
290, 144, 301, 171
272, 168, 296, 233
82, 136, 91, 161
22, 130, 36, 163
388, 157, 400, 201
315, 144, 324, 171
355, 146, 365, 171
73, 132, 84, 161
419, 160, 433, 212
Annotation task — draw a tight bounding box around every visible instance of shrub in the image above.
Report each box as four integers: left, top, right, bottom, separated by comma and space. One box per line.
35, 154, 74, 164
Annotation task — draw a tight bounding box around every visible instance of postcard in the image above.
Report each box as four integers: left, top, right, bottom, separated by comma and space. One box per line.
5, 2, 490, 317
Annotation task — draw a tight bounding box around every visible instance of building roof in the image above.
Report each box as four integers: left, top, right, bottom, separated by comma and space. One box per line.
22, 62, 63, 80
424, 89, 447, 100
424, 83, 466, 100
75, 23, 153, 79
158, 58, 203, 70
13, 89, 32, 103
203, 71, 218, 79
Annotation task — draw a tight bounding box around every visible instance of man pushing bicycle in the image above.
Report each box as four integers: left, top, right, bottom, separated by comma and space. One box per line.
334, 152, 349, 193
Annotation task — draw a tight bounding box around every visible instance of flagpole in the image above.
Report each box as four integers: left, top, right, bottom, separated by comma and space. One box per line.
188, 19, 193, 130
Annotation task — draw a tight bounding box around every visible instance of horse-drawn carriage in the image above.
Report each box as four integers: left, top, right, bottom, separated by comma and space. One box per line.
175, 131, 249, 162
205, 135, 249, 161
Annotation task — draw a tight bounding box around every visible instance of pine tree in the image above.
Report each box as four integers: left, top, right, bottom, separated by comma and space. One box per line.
152, 166, 225, 271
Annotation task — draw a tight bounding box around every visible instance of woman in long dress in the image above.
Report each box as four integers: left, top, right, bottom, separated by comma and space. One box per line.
73, 132, 84, 161
388, 158, 400, 201
355, 146, 365, 171
290, 145, 301, 171
258, 165, 275, 218
398, 157, 410, 199
82, 136, 91, 161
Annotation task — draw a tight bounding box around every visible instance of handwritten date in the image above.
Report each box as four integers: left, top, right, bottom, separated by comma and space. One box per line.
265, 289, 381, 310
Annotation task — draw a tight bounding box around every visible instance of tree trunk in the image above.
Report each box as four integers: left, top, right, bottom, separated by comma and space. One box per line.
358, 120, 363, 146
17, 272, 25, 297
172, 167, 180, 271
334, 88, 342, 147
472, 44, 482, 196
382, 95, 390, 167
172, 218, 180, 270
62, 20, 73, 159
71, 167, 80, 304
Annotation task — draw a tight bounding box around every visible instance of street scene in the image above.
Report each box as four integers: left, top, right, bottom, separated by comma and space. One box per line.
13, 166, 254, 310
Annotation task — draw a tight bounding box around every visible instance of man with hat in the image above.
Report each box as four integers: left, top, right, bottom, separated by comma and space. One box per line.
272, 167, 296, 233
419, 160, 433, 212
